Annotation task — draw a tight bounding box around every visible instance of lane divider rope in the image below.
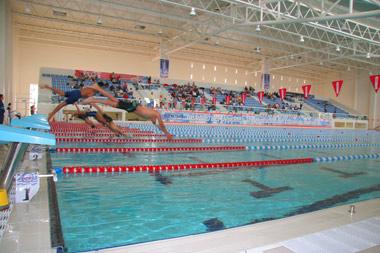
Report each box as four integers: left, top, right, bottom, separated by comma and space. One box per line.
53, 132, 165, 137
315, 153, 380, 162
54, 146, 246, 153
56, 138, 202, 143
52, 143, 380, 153
57, 158, 314, 174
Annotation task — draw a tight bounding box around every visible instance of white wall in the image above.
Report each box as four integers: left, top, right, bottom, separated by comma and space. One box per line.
0, 0, 13, 100
10, 29, 380, 128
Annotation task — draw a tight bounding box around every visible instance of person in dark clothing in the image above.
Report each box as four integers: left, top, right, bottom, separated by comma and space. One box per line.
0, 94, 4, 124
6, 103, 12, 124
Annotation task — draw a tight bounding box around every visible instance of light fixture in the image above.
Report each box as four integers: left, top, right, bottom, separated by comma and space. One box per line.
190, 7, 196, 16
366, 52, 371, 59
96, 16, 103, 25
25, 4, 32, 14
300, 36, 304, 42
256, 47, 261, 53
336, 45, 341, 52
256, 25, 261, 32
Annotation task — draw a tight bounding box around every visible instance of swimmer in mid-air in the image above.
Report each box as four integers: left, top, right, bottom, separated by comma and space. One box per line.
40, 83, 98, 122
81, 83, 173, 139
73, 103, 132, 138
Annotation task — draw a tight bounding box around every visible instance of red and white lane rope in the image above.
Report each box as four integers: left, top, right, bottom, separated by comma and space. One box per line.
53, 133, 166, 137
55, 138, 202, 143
55, 146, 246, 153
60, 158, 314, 174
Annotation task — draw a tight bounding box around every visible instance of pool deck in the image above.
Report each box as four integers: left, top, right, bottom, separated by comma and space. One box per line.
0, 151, 379, 253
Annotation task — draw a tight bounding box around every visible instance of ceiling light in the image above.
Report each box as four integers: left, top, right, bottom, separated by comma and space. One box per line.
336, 45, 340, 52
366, 52, 371, 59
190, 7, 196, 16
300, 36, 304, 42
256, 25, 261, 32
96, 17, 102, 25
25, 4, 31, 14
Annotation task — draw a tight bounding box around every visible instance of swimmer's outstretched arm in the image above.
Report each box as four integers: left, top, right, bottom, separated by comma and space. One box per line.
88, 83, 119, 102
40, 84, 65, 97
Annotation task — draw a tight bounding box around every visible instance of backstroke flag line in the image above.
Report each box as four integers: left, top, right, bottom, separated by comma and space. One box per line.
332, 80, 344, 97
370, 75, 380, 93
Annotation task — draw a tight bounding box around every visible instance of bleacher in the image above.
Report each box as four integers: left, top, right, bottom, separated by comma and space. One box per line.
49, 74, 135, 102
244, 96, 265, 112
305, 98, 349, 117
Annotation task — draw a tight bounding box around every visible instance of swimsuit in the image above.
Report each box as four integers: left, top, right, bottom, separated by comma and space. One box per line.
78, 111, 113, 123
64, 89, 82, 104
117, 100, 139, 112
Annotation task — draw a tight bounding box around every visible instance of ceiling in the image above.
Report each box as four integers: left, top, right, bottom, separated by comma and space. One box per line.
11, 0, 380, 80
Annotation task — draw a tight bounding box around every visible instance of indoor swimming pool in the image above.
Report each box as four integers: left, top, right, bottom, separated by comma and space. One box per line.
49, 124, 380, 252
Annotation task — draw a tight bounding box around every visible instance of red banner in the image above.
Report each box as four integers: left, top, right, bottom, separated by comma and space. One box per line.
332, 80, 344, 97
370, 75, 380, 93
212, 96, 217, 105
225, 95, 231, 105
257, 91, 264, 104
279, 88, 287, 100
302, 84, 312, 99
241, 93, 247, 104
201, 96, 206, 105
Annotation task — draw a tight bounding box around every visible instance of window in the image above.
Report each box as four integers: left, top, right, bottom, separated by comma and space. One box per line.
29, 84, 39, 114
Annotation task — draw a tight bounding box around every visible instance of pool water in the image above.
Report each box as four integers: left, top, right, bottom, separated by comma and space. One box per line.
51, 127, 380, 252
56, 160, 380, 252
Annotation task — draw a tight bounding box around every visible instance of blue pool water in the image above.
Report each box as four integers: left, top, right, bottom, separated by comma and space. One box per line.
56, 160, 380, 252
51, 127, 380, 252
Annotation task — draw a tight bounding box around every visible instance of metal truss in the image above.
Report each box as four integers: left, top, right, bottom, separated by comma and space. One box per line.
13, 0, 380, 75
158, 0, 380, 69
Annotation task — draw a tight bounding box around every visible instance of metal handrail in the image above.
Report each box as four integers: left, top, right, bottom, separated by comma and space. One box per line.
0, 143, 29, 192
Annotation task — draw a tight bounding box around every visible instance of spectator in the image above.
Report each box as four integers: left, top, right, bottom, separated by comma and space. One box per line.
30, 105, 36, 115
7, 103, 12, 124
0, 94, 4, 124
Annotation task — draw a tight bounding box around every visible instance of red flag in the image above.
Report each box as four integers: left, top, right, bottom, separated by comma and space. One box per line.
225, 95, 231, 105
302, 84, 312, 99
201, 97, 206, 105
241, 93, 247, 104
212, 96, 217, 105
370, 75, 380, 93
332, 80, 344, 97
257, 91, 264, 104
279, 88, 287, 100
